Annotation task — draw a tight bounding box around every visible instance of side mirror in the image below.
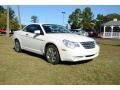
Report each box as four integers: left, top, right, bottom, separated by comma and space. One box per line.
34, 30, 40, 34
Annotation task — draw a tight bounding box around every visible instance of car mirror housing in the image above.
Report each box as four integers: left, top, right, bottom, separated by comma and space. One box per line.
34, 30, 41, 34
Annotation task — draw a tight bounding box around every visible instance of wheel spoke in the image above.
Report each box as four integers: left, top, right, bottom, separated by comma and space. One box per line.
46, 47, 57, 63
15, 41, 21, 52
46, 45, 60, 64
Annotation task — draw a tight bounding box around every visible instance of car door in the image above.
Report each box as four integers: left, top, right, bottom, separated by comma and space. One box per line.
19, 25, 31, 49
21, 24, 45, 54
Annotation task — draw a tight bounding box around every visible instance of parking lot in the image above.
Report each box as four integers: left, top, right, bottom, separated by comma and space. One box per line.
0, 36, 120, 84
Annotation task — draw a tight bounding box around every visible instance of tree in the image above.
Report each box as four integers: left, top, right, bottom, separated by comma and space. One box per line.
104, 13, 120, 22
31, 15, 39, 23
10, 17, 19, 30
0, 6, 6, 29
68, 8, 82, 29
0, 6, 5, 13
9, 7, 19, 30
95, 13, 120, 31
0, 5, 19, 30
9, 7, 15, 20
0, 15, 6, 29
82, 7, 94, 30
95, 14, 104, 31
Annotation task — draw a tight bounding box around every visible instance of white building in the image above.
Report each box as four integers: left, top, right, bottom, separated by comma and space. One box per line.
101, 18, 120, 39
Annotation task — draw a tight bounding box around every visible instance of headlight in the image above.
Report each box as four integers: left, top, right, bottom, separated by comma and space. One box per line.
63, 39, 80, 48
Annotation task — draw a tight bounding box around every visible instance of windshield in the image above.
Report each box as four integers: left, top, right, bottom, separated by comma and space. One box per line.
42, 24, 71, 33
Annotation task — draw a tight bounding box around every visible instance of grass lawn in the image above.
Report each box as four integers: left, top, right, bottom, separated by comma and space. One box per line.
0, 35, 120, 84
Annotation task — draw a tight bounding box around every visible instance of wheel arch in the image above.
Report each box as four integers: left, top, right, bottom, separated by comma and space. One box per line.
14, 38, 19, 42
14, 38, 22, 49
44, 42, 58, 53
44, 42, 61, 64
44, 42, 61, 58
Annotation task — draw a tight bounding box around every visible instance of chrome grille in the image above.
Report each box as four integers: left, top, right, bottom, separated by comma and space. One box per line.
81, 41, 95, 49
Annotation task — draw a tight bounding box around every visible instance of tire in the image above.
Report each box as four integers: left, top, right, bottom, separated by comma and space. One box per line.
45, 44, 60, 65
14, 40, 22, 52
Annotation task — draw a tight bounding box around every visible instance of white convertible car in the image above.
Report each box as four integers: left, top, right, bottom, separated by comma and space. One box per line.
13, 24, 100, 64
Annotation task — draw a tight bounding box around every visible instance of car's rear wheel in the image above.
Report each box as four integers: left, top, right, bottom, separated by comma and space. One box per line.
45, 44, 60, 65
14, 40, 21, 52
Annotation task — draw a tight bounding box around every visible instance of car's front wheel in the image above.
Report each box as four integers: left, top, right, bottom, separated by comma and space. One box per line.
45, 44, 60, 65
14, 40, 21, 52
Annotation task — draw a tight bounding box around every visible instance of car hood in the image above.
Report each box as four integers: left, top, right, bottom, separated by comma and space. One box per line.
46, 33, 94, 42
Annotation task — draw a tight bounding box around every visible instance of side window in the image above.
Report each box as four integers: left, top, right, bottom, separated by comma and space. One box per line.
23, 24, 43, 34
33, 25, 44, 35
23, 25, 32, 32
23, 26, 28, 31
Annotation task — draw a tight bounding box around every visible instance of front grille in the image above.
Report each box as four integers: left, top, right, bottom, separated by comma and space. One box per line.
81, 41, 95, 49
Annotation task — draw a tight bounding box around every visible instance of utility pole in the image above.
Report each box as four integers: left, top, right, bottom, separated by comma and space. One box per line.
6, 5, 9, 36
62, 11, 66, 26
17, 6, 22, 29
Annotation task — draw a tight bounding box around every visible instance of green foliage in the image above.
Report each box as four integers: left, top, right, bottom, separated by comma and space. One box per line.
0, 6, 19, 30
95, 14, 104, 31
68, 7, 94, 30
31, 15, 39, 23
9, 7, 15, 20
82, 7, 94, 30
95, 13, 120, 31
105, 13, 120, 21
0, 6, 5, 14
68, 8, 82, 29
10, 17, 19, 30
69, 7, 120, 32
0, 13, 6, 29
0, 6, 7, 29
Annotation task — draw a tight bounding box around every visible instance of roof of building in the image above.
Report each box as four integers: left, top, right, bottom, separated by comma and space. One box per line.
102, 19, 120, 26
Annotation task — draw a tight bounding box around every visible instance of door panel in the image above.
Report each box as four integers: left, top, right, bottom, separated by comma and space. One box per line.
24, 33, 45, 54
19, 24, 45, 55
19, 31, 30, 49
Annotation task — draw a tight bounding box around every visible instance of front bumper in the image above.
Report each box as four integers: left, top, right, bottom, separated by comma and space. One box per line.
59, 45, 100, 62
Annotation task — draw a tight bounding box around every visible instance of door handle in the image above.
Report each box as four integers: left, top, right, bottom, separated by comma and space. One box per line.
26, 34, 28, 36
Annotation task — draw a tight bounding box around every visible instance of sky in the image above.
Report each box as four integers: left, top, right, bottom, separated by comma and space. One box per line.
10, 5, 120, 25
